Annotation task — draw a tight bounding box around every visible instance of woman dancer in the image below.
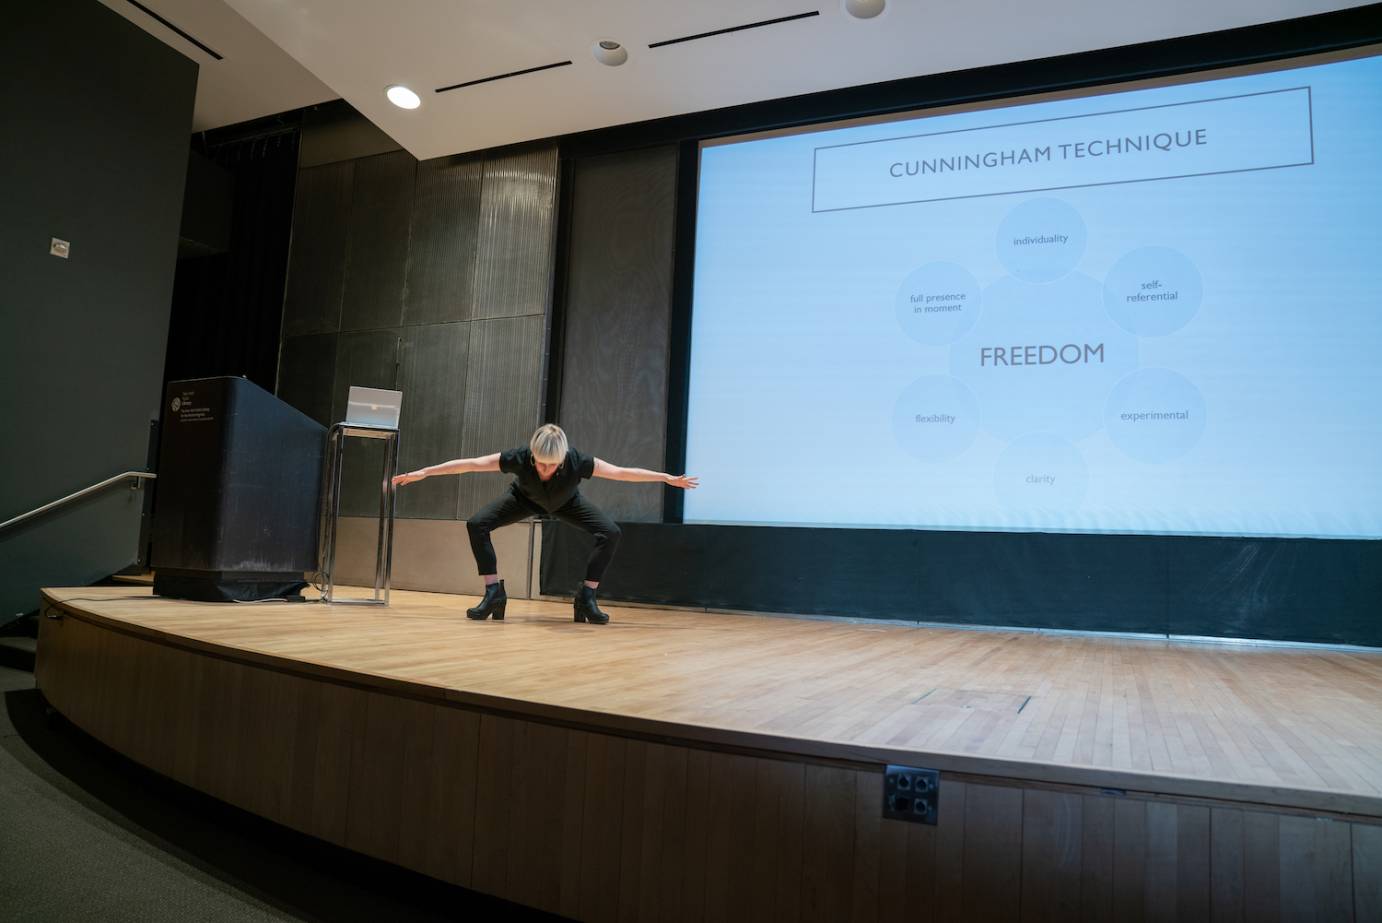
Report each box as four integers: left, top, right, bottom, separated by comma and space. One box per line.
392, 424, 698, 624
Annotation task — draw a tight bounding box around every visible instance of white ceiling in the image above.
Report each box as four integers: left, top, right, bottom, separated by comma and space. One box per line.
109, 0, 1368, 153
97, 0, 335, 132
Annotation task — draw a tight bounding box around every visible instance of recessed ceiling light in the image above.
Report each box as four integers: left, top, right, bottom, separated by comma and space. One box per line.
844, 0, 886, 19
385, 85, 421, 109
592, 40, 628, 67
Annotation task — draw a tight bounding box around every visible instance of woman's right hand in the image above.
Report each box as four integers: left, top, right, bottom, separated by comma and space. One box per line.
392, 471, 427, 487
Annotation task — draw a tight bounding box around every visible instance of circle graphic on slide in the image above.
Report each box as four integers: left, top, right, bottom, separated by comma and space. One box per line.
895, 262, 981, 346
891, 375, 980, 462
949, 273, 1138, 441
996, 198, 1087, 283
1104, 368, 1207, 463
993, 434, 1089, 512
1103, 247, 1203, 336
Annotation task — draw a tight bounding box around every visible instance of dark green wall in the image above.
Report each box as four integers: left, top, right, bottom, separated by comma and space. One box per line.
0, 0, 197, 619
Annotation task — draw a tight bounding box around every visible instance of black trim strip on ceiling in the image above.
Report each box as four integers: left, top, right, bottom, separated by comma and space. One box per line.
124, 0, 223, 60
435, 60, 573, 93
649, 10, 820, 49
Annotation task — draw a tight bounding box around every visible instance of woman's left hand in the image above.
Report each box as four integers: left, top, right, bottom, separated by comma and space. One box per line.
666, 474, 699, 490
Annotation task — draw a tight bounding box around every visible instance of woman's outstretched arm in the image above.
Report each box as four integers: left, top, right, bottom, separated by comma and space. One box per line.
392, 453, 501, 486
593, 459, 699, 490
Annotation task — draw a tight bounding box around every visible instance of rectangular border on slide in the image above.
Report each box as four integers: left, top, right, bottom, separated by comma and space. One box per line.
809, 86, 1315, 213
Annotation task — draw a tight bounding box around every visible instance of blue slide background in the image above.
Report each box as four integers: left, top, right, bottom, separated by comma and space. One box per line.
683, 53, 1382, 538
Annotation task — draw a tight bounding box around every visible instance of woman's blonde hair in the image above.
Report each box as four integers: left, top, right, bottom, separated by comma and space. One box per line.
529, 424, 569, 464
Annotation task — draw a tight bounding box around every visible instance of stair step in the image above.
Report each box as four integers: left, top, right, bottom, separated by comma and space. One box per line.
0, 612, 38, 639
0, 635, 36, 672
111, 572, 155, 587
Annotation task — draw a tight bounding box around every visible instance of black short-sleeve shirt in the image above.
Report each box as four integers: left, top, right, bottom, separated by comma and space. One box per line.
498, 447, 596, 512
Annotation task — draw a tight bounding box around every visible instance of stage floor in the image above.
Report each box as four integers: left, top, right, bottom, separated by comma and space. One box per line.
42, 585, 1382, 818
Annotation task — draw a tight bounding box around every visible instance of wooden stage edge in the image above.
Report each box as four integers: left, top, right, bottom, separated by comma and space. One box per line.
35, 586, 1382, 922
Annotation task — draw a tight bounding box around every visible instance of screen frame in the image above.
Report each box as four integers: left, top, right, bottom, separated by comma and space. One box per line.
664, 29, 1382, 533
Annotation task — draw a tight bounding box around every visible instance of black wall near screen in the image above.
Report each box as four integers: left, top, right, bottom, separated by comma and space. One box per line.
544, 4, 1382, 645
552, 146, 679, 523
543, 526, 1382, 645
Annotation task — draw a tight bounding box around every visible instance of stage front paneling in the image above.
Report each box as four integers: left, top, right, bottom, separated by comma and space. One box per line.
36, 586, 1382, 922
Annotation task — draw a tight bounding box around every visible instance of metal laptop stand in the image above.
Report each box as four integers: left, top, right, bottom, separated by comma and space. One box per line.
319, 422, 399, 606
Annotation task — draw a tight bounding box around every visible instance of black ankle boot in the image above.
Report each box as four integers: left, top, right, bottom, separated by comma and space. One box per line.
573, 585, 609, 625
467, 580, 507, 620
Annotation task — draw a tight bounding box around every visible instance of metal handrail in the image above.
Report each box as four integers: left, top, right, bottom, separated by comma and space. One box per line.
0, 471, 157, 533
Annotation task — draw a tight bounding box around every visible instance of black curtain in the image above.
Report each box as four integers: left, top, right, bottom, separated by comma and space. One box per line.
163, 128, 300, 391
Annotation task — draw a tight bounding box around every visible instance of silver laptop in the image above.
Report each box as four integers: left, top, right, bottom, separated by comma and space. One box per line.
345, 386, 402, 429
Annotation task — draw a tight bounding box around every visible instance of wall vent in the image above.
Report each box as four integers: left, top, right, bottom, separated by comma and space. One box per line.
436, 60, 573, 94
648, 11, 820, 50
124, 0, 223, 60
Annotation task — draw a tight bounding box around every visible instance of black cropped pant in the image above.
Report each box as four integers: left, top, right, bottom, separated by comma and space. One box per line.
467, 489, 622, 582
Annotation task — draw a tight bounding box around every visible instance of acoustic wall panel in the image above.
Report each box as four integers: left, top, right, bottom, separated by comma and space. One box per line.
332, 518, 535, 597
299, 100, 402, 168
404, 156, 483, 327
396, 322, 470, 520
331, 329, 400, 516
558, 146, 678, 522
456, 315, 546, 519
277, 333, 338, 427
282, 161, 353, 337
471, 146, 559, 320
338, 439, 389, 518
278, 125, 558, 530
340, 150, 417, 332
